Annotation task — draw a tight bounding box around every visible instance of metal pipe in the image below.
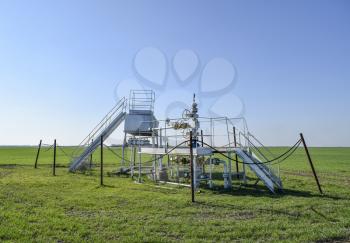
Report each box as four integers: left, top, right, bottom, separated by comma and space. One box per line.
138, 143, 142, 183
227, 152, 232, 188
208, 156, 213, 189
121, 133, 126, 167
225, 118, 231, 150
201, 130, 205, 174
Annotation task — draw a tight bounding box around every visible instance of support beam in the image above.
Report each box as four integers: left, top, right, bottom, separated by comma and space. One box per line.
300, 133, 323, 194
34, 139, 42, 169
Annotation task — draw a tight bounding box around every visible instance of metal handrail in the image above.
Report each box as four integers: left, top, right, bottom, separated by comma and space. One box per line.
72, 97, 127, 157
129, 90, 155, 111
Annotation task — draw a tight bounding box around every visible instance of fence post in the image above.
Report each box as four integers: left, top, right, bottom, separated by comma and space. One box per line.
34, 139, 42, 169
233, 127, 239, 178
300, 133, 323, 194
53, 139, 56, 176
189, 131, 195, 203
100, 135, 104, 186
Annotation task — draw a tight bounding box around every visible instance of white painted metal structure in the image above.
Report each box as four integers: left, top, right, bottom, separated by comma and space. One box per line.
70, 89, 283, 193
134, 94, 283, 193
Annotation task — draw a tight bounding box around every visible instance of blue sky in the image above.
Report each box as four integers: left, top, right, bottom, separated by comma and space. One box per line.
0, 0, 349, 146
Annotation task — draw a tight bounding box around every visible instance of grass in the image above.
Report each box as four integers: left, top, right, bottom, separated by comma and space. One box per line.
0, 146, 350, 242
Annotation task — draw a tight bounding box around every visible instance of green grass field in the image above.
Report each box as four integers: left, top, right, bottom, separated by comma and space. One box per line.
0, 146, 349, 242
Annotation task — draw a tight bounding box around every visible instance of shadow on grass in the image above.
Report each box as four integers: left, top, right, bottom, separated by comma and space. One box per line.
95, 184, 118, 189
204, 173, 347, 200
204, 182, 348, 201
193, 199, 304, 218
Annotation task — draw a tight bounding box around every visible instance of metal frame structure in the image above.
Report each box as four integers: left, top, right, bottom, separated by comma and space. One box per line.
119, 94, 283, 193
66, 89, 322, 198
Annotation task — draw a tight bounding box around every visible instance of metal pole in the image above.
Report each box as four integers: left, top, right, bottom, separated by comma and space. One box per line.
53, 139, 56, 176
210, 118, 213, 146
122, 132, 127, 167
190, 131, 195, 203
34, 139, 42, 169
132, 145, 136, 178
138, 143, 142, 183
233, 127, 239, 178
200, 130, 204, 146
228, 152, 232, 188
167, 142, 170, 168
100, 135, 104, 186
209, 156, 213, 189
300, 133, 323, 194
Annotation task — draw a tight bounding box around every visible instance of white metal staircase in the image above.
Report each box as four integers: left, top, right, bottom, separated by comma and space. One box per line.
234, 148, 283, 193
69, 97, 127, 172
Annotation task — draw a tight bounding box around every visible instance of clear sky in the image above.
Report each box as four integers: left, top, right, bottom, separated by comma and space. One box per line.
0, 0, 349, 146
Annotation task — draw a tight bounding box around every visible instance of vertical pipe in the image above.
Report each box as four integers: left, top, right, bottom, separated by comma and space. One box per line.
122, 133, 127, 167
133, 145, 137, 171
238, 131, 246, 183
100, 135, 104, 186
200, 130, 205, 174
165, 121, 169, 169
164, 120, 167, 148
159, 129, 163, 147
228, 152, 232, 188
200, 130, 204, 146
53, 139, 56, 176
210, 118, 213, 146
225, 118, 231, 148
159, 129, 163, 170
189, 131, 195, 203
151, 133, 156, 180
34, 139, 42, 169
167, 142, 170, 168
209, 156, 213, 189
300, 133, 323, 194
138, 143, 142, 183
212, 120, 215, 147
233, 127, 239, 178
